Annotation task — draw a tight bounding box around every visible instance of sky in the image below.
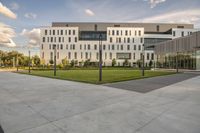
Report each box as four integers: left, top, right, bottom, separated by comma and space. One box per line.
0, 0, 200, 55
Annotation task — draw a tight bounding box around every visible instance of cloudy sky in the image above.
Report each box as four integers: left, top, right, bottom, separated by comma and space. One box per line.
0, 0, 200, 55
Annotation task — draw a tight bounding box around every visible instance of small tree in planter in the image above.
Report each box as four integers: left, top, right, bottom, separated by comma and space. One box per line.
149, 60, 153, 68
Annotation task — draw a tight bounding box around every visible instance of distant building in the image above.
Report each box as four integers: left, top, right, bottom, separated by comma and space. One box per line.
40, 22, 197, 66
155, 31, 200, 70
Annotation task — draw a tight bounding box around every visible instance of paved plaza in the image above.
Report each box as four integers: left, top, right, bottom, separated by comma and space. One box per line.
0, 72, 200, 133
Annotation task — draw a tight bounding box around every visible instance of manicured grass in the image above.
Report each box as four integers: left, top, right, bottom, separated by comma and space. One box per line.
19, 69, 175, 84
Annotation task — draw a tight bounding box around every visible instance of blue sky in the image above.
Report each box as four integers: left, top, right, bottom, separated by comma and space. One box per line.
0, 0, 200, 55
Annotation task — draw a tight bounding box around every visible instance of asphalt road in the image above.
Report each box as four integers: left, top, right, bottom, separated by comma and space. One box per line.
104, 72, 199, 93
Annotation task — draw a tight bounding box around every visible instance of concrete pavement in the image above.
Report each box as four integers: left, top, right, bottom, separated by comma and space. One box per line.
0, 72, 200, 133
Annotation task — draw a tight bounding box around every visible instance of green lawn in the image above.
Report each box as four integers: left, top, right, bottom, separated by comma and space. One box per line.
19, 69, 175, 84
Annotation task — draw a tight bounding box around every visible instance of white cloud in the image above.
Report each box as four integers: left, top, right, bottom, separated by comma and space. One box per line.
0, 2, 17, 19
9, 2, 19, 10
85, 9, 95, 16
134, 9, 200, 28
24, 13, 37, 19
0, 23, 16, 47
20, 28, 40, 47
149, 0, 166, 8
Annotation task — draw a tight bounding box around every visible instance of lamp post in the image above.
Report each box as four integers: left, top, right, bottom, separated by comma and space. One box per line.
16, 54, 18, 72
53, 44, 57, 76
176, 52, 179, 73
28, 50, 31, 74
142, 44, 145, 76
99, 34, 103, 82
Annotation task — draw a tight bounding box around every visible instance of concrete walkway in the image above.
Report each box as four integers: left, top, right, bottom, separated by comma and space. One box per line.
0, 72, 200, 133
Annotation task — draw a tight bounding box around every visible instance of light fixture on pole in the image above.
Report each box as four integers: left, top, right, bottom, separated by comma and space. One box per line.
28, 50, 31, 74
99, 34, 103, 82
53, 44, 57, 76
142, 44, 145, 76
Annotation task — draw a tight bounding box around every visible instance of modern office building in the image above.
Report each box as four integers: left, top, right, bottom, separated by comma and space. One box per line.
40, 22, 197, 66
155, 31, 200, 70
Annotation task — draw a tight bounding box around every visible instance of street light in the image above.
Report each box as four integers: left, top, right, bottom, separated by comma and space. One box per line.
99, 34, 103, 82
16, 54, 18, 72
176, 52, 179, 73
142, 44, 145, 76
28, 50, 31, 74
53, 44, 57, 76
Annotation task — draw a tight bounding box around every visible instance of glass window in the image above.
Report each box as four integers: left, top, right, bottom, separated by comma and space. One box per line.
112, 45, 114, 50
74, 52, 77, 59
127, 45, 130, 50
103, 45, 106, 50
68, 52, 71, 59
110, 53, 112, 59
61, 30, 63, 35
69, 37, 71, 42
134, 45, 136, 50
112, 30, 115, 35
45, 30, 47, 35
75, 37, 77, 42
60, 44, 63, 50
43, 37, 45, 42
88, 44, 90, 50
94, 45, 97, 50
121, 45, 123, 50
69, 30, 71, 35
110, 37, 112, 43
73, 30, 75, 35
53, 30, 55, 35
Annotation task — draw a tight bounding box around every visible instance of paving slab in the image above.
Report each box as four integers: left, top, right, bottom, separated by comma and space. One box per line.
0, 72, 200, 133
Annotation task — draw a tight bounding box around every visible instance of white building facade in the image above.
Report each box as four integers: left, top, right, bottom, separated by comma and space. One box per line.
40, 22, 197, 66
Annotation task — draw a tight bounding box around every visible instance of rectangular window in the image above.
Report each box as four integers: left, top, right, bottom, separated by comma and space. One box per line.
73, 30, 75, 35
41, 44, 43, 50
49, 30, 51, 35
139, 31, 141, 36
134, 45, 136, 50
110, 37, 112, 43
74, 52, 77, 59
173, 31, 176, 36
127, 38, 130, 43
51, 37, 53, 42
60, 44, 63, 50
65, 30, 67, 35
94, 45, 97, 50
112, 45, 114, 50
133, 53, 135, 60
53, 30, 55, 35
50, 52, 53, 60
182, 31, 184, 37
140, 38, 143, 43
112, 30, 115, 35
110, 53, 112, 59
61, 30, 63, 35
108, 45, 110, 50
59, 37, 61, 42
105, 52, 107, 59
69, 30, 71, 35
43, 37, 45, 42
54, 37, 56, 42
80, 44, 82, 50
88, 44, 90, 50
151, 53, 154, 60
57, 30, 59, 35
68, 52, 71, 59
117, 30, 119, 35
147, 53, 150, 60
69, 37, 71, 42
66, 44, 68, 49
121, 45, 123, 50
57, 44, 59, 50
47, 37, 49, 42
119, 38, 121, 43
132, 38, 134, 43
156, 25, 159, 32
45, 30, 47, 35
49, 44, 51, 49
103, 45, 106, 50
75, 37, 77, 42
138, 45, 141, 50
96, 53, 99, 60
127, 45, 130, 50
125, 30, 128, 36
73, 44, 75, 50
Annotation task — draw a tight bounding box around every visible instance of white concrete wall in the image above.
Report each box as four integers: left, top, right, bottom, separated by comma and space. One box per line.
40, 26, 156, 66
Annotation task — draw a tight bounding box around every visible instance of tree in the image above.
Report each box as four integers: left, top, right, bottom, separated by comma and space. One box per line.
62, 58, 69, 67
112, 58, 116, 67
70, 60, 75, 67
136, 59, 142, 68
32, 55, 40, 66
149, 60, 153, 68
84, 59, 90, 67
123, 59, 129, 66
49, 60, 54, 65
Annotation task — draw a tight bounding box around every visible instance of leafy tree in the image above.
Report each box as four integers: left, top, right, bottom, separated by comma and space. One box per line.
123, 59, 129, 66
62, 58, 69, 67
149, 60, 153, 68
49, 60, 54, 65
32, 55, 40, 66
70, 60, 75, 67
112, 58, 116, 67
84, 59, 90, 67
136, 59, 142, 68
